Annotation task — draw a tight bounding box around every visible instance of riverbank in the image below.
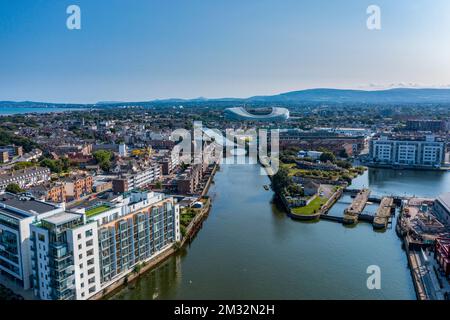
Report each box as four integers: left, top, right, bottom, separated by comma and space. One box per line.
395, 202, 450, 300
364, 162, 450, 171
94, 164, 218, 300
112, 164, 416, 300
96, 201, 213, 300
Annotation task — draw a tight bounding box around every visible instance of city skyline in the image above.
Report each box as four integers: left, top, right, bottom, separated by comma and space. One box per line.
1, 0, 450, 103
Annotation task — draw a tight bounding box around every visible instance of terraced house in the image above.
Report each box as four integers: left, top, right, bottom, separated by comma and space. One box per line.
0, 167, 51, 191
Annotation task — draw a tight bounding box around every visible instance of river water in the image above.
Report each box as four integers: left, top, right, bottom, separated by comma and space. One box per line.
0, 107, 83, 115
112, 164, 450, 300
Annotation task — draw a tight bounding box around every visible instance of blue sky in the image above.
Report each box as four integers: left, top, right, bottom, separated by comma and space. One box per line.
1, 0, 450, 103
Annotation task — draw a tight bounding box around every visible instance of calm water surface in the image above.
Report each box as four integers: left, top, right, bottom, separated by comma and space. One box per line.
111, 164, 450, 300
0, 107, 82, 115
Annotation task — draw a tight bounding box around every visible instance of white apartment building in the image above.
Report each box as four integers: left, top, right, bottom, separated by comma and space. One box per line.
369, 135, 445, 167
119, 164, 162, 191
29, 190, 180, 300
30, 213, 101, 300
0, 192, 65, 290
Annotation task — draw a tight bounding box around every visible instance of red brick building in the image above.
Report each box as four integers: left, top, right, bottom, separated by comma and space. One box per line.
435, 238, 450, 277
64, 174, 93, 201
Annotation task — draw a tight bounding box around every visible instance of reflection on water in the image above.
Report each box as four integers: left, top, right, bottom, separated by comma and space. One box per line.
352, 168, 450, 197
112, 254, 183, 300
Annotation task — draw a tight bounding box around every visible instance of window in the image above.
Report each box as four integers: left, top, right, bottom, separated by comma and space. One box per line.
78, 234, 82, 240
88, 267, 95, 275
78, 244, 82, 250
87, 258, 94, 266
88, 277, 95, 284
79, 254, 83, 259
38, 234, 45, 242
86, 239, 93, 247
89, 286, 96, 294
87, 249, 94, 257
85, 229, 93, 237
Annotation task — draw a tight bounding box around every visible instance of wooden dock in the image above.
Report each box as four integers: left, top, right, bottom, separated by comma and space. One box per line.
373, 197, 394, 230
343, 189, 370, 225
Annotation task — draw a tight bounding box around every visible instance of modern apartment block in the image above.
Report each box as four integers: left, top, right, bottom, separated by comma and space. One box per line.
112, 164, 162, 193
406, 120, 448, 132
159, 148, 180, 175
30, 212, 101, 300
0, 193, 65, 290
82, 191, 180, 287
369, 135, 445, 167
0, 167, 51, 191
177, 164, 202, 195
29, 190, 180, 300
0, 145, 23, 162
0, 151, 9, 164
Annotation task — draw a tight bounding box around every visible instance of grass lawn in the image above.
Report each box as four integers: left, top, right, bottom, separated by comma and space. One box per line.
291, 196, 327, 216
85, 205, 110, 217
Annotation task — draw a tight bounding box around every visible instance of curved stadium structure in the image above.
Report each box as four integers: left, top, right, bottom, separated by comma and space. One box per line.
224, 107, 290, 122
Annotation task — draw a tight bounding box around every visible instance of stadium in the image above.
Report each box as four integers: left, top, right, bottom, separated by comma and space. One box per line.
224, 107, 290, 122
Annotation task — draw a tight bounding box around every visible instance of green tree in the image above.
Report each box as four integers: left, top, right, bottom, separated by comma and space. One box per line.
93, 150, 112, 172
0, 129, 39, 152
336, 160, 352, 169
320, 152, 336, 163
93, 150, 112, 164
271, 167, 291, 195
5, 183, 24, 194
13, 162, 36, 170
100, 160, 111, 172
61, 157, 70, 171
287, 184, 304, 196
339, 149, 349, 159
40, 158, 63, 173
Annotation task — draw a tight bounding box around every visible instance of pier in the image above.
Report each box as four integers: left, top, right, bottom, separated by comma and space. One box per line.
343, 189, 370, 225
373, 197, 394, 230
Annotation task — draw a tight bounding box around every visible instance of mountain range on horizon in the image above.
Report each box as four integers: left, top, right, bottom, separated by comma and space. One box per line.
3, 88, 450, 107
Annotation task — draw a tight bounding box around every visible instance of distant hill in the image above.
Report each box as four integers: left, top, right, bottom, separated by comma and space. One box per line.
245, 88, 450, 104
3, 88, 450, 107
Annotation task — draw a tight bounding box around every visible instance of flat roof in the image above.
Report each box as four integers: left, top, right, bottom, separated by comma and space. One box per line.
0, 192, 59, 217
437, 193, 450, 212
42, 212, 81, 225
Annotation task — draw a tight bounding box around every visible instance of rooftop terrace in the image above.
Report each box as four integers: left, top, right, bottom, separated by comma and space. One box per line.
85, 204, 111, 217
